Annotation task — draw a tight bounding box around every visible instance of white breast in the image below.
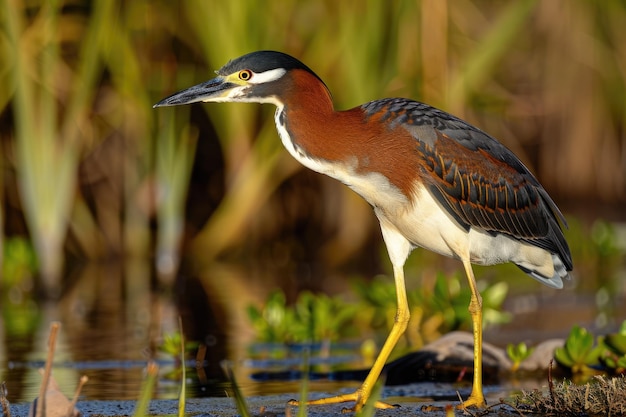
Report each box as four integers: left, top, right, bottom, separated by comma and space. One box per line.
274, 107, 409, 209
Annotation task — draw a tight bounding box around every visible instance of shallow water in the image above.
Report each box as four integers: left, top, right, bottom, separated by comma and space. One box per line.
1, 255, 624, 405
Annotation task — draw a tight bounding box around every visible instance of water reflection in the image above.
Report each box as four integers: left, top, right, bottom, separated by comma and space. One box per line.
1, 260, 179, 402
1, 250, 625, 404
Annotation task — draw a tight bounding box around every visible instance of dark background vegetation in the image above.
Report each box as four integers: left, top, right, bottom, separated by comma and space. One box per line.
2, 0, 624, 288
1, 0, 625, 402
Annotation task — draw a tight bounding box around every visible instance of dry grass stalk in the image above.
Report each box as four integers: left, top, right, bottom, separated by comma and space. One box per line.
514, 375, 626, 416
22, 322, 86, 417
1, 382, 10, 417
35, 322, 61, 417
67, 376, 88, 417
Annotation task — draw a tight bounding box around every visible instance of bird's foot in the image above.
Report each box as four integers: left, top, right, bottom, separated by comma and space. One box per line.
422, 393, 486, 413
456, 392, 487, 410
288, 391, 398, 413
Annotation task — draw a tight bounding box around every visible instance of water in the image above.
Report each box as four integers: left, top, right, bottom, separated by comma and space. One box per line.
1, 254, 624, 405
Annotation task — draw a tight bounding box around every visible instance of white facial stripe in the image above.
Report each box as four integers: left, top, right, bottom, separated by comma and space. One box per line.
197, 69, 287, 104
200, 87, 282, 106
249, 68, 286, 84
198, 86, 244, 102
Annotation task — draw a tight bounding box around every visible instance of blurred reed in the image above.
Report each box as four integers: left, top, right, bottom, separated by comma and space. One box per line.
154, 97, 198, 283
0, 0, 624, 294
4, 0, 85, 294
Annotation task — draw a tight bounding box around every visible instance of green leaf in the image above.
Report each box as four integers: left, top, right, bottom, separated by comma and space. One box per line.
605, 333, 626, 356
554, 346, 575, 368
482, 281, 508, 306
564, 325, 594, 363
555, 326, 602, 372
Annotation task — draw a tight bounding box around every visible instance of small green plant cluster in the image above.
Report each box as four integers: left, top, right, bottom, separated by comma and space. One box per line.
1, 237, 39, 339
555, 321, 626, 377
555, 325, 603, 375
247, 290, 360, 346
353, 273, 510, 350
158, 331, 199, 359
506, 342, 535, 372
427, 273, 511, 332
601, 322, 626, 373
1, 237, 37, 290
247, 273, 510, 355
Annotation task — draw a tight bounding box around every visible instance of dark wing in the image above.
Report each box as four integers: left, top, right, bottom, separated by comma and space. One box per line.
362, 98, 572, 271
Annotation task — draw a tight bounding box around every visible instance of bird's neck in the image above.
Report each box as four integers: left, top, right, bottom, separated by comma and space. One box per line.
274, 70, 345, 166
275, 93, 415, 210
274, 73, 421, 202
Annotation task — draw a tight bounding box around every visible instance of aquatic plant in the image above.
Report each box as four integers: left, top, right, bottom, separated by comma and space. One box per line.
247, 272, 510, 356
600, 321, 626, 375
507, 342, 535, 372
247, 290, 359, 347
554, 325, 603, 375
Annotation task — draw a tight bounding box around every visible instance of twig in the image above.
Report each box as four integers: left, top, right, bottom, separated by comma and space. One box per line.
195, 344, 207, 368
66, 376, 88, 417
548, 359, 555, 408
499, 398, 527, 417
195, 344, 208, 384
36, 322, 61, 417
455, 391, 479, 416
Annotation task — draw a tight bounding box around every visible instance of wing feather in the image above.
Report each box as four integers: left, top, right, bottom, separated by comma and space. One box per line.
362, 98, 572, 271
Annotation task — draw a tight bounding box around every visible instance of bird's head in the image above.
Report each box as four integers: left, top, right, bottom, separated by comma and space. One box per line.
153, 50, 327, 108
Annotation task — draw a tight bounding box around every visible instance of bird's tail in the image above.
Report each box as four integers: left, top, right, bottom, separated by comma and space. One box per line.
516, 253, 569, 289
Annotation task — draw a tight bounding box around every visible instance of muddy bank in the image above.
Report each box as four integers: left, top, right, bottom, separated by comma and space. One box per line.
8, 387, 527, 417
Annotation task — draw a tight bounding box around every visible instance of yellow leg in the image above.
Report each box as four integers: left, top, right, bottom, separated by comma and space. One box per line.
458, 259, 487, 409
289, 264, 409, 412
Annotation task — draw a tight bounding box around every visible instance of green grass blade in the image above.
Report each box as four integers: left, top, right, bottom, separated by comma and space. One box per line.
178, 318, 186, 417
448, 0, 539, 106
356, 377, 384, 417
221, 361, 251, 417
296, 348, 310, 417
2, 0, 34, 142
133, 362, 159, 417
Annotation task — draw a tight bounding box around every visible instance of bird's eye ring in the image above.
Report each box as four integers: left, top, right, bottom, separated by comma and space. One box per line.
238, 70, 252, 81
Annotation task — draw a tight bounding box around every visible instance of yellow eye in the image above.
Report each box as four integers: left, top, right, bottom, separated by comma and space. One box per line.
238, 70, 252, 81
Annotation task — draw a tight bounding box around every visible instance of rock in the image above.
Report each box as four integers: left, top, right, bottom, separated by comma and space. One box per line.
517, 338, 564, 372
28, 374, 81, 417
383, 331, 511, 385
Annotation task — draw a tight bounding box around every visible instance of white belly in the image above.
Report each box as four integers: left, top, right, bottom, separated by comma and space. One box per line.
378, 183, 553, 273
